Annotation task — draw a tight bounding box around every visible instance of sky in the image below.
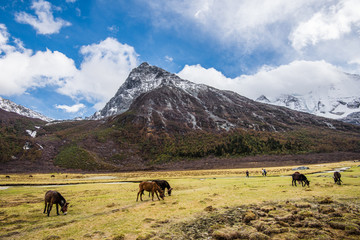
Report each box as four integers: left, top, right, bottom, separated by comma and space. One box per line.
0, 0, 360, 120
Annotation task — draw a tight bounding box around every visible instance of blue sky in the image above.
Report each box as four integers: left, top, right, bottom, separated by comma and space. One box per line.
1, 0, 360, 120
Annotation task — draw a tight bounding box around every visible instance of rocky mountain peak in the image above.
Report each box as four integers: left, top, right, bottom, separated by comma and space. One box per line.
91, 62, 201, 120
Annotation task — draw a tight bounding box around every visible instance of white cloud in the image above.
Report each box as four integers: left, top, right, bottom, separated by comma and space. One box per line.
178, 60, 346, 100
56, 37, 139, 110
165, 55, 173, 62
55, 103, 85, 113
107, 25, 119, 34
0, 25, 139, 111
15, 0, 71, 35
178, 64, 236, 91
0, 24, 76, 95
145, 0, 360, 72
146, 0, 320, 51
290, 0, 360, 51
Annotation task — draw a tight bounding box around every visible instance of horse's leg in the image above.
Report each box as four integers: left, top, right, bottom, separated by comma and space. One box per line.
44, 201, 47, 214
155, 190, 160, 201
137, 190, 141, 201
151, 191, 155, 201
56, 204, 59, 215
47, 203, 52, 217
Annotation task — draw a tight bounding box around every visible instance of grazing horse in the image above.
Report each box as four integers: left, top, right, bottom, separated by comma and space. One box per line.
44, 190, 69, 217
137, 181, 165, 201
151, 180, 173, 196
292, 172, 310, 187
333, 171, 342, 185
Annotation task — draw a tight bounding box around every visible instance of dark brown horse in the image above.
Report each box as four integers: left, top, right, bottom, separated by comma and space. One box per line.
292, 172, 310, 187
333, 171, 342, 185
43, 190, 69, 217
137, 181, 165, 201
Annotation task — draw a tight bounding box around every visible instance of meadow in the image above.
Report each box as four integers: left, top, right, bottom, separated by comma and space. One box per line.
0, 161, 359, 240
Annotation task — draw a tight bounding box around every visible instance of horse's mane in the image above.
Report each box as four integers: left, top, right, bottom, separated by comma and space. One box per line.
57, 192, 66, 206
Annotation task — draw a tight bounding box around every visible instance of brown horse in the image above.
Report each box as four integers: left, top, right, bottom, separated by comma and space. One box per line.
136, 181, 165, 201
43, 190, 69, 217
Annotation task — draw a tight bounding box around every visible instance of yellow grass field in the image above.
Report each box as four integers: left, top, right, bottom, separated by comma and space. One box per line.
1, 161, 359, 240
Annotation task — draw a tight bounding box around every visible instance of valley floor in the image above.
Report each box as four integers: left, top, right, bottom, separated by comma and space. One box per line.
0, 161, 359, 239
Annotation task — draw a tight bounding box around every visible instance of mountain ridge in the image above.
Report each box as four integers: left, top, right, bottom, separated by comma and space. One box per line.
0, 96, 53, 122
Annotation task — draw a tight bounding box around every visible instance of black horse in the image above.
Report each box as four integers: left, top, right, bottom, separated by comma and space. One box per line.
148, 180, 173, 196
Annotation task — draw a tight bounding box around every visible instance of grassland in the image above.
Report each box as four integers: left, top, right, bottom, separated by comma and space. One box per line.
0, 161, 359, 240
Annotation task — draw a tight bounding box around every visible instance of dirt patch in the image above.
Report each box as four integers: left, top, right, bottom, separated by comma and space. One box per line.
152, 199, 360, 240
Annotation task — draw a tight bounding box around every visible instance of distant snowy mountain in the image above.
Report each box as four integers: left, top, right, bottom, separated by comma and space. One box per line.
256, 73, 360, 124
0, 96, 53, 122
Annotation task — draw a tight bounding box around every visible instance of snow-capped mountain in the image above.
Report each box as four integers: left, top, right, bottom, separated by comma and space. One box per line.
91, 62, 209, 120
0, 96, 53, 122
256, 73, 360, 124
91, 62, 354, 133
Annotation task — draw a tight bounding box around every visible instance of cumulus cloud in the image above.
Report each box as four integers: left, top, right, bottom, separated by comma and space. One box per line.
57, 37, 138, 109
55, 103, 85, 113
15, 0, 71, 35
178, 60, 347, 100
290, 0, 360, 51
0, 24, 76, 96
178, 64, 236, 91
0, 25, 139, 111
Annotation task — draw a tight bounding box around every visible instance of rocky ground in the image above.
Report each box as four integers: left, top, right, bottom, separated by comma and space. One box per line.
147, 197, 360, 240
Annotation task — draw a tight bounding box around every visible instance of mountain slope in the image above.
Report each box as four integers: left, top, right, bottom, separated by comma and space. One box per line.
0, 108, 46, 164
0, 96, 53, 122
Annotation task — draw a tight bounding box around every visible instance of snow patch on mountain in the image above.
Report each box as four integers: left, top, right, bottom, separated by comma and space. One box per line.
0, 96, 53, 122
26, 130, 37, 138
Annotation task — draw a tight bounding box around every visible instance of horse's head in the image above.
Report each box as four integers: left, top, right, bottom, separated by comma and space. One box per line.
167, 187, 173, 196
61, 202, 69, 215
305, 180, 310, 187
